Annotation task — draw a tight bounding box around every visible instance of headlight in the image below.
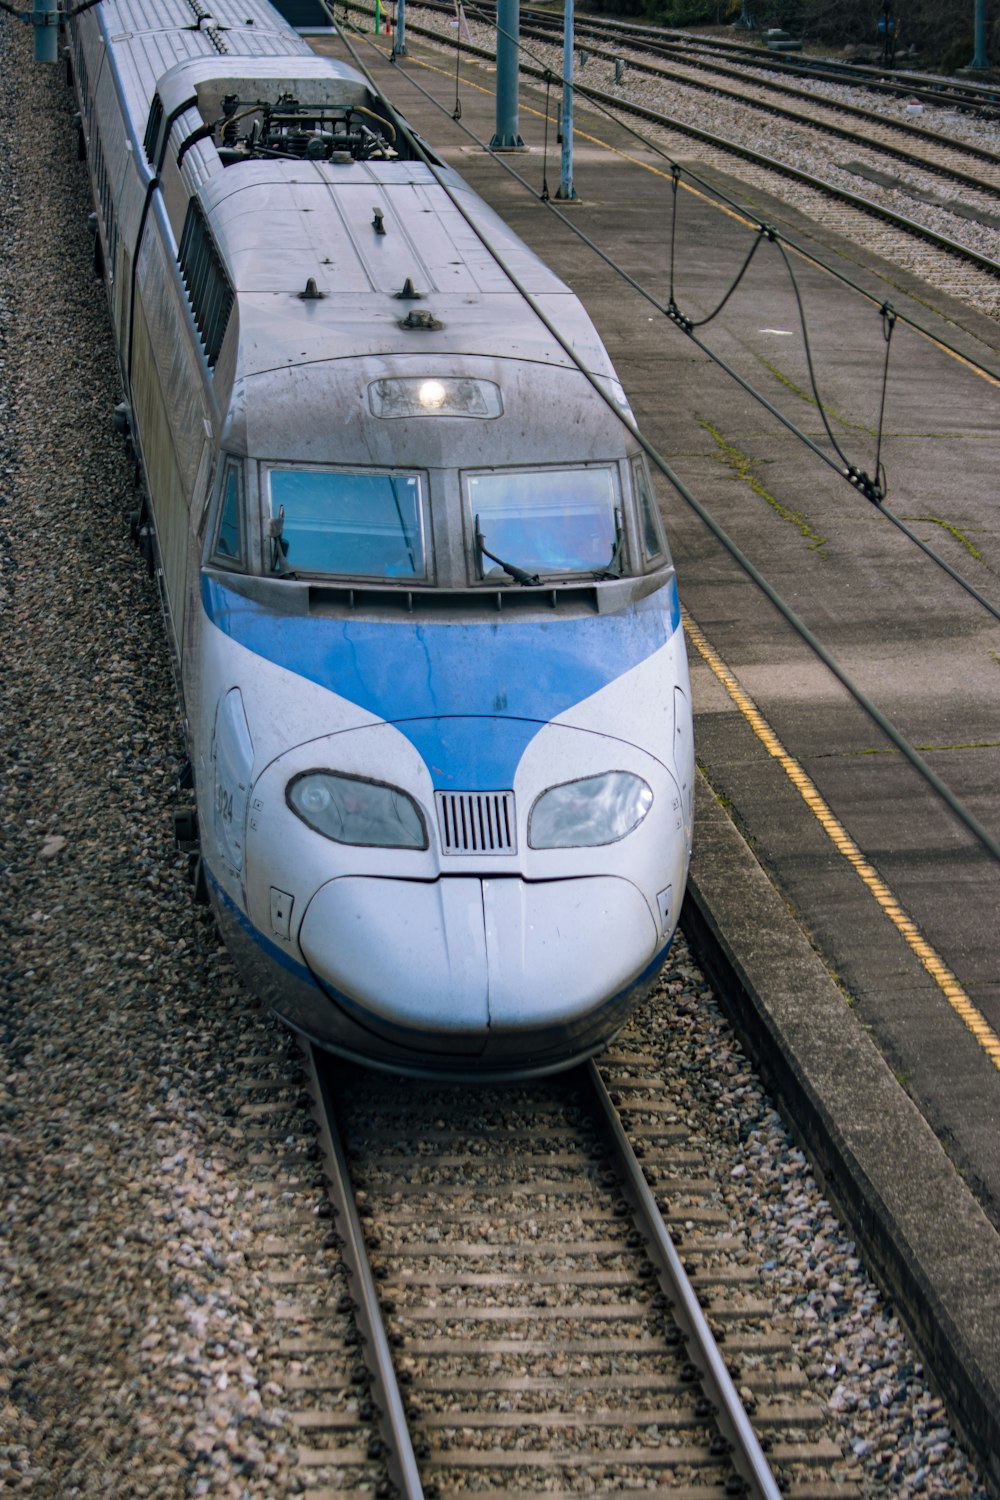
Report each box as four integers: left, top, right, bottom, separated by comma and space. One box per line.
528, 772, 653, 849
287, 772, 427, 849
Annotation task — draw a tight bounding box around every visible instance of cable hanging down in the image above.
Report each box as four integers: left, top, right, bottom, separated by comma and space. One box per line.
387, 1, 1000, 375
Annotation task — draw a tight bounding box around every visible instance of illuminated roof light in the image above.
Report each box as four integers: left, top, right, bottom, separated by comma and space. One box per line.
419, 379, 447, 409
368, 377, 503, 419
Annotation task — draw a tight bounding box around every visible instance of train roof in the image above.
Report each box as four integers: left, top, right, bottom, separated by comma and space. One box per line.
92, 0, 313, 127
202, 161, 615, 378
89, 0, 622, 388
153, 53, 371, 122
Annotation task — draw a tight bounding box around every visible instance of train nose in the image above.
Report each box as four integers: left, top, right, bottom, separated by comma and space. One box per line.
299, 876, 490, 1055
298, 873, 659, 1061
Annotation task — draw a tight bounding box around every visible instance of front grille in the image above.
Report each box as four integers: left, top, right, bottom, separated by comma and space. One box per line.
436, 791, 517, 855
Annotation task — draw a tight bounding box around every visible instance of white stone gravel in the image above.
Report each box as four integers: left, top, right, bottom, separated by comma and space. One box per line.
0, 20, 337, 1497
626, 948, 990, 1498
0, 10, 992, 1499
652, 35, 1000, 155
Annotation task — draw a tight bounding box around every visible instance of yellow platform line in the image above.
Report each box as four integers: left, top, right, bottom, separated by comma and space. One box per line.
683, 609, 1000, 1071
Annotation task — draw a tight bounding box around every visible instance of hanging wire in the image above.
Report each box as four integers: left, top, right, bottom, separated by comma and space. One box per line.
540, 70, 552, 202
769, 235, 882, 499
683, 223, 773, 331
871, 302, 896, 499
452, 3, 463, 120
667, 164, 681, 316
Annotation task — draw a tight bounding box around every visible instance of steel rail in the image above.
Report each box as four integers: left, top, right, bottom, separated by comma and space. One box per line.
510, 19, 1000, 199
584, 1059, 783, 1500
304, 1042, 425, 1500
506, 7, 1000, 115
307, 1034, 783, 1493
626, 32, 1000, 111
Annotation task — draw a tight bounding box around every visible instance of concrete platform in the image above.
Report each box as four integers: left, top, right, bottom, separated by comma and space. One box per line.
315, 26, 1000, 1488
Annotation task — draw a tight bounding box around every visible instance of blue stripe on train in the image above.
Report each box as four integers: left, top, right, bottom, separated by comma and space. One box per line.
202, 575, 680, 787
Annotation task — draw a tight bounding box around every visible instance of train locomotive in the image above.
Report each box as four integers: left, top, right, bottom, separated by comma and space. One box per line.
66, 0, 695, 1077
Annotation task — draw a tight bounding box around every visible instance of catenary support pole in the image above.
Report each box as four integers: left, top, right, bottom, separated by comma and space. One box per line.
491, 0, 524, 148
392, 0, 407, 56
970, 0, 990, 68
557, 0, 576, 199
33, 0, 59, 62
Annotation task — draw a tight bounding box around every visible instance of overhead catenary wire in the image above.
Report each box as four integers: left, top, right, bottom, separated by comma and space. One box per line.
362, 8, 1000, 629
373, 6, 1000, 433
383, 1, 1000, 365
328, 11, 1000, 869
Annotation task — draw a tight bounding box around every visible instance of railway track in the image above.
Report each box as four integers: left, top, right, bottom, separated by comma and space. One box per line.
474, 6, 1000, 118
359, 3, 1000, 308
289, 1034, 859, 1499
516, 20, 1000, 200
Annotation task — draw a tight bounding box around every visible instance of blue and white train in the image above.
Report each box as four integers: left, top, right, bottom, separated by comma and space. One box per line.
66, 0, 694, 1077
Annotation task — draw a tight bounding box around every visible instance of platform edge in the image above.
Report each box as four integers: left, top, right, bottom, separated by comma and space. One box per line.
681, 771, 1000, 1499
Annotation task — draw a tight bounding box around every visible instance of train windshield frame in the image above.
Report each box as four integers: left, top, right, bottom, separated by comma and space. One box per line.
263, 466, 429, 582
465, 464, 624, 583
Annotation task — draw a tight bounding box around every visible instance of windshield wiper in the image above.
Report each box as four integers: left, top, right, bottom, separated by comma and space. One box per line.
269, 505, 296, 577
594, 507, 625, 580
474, 514, 540, 587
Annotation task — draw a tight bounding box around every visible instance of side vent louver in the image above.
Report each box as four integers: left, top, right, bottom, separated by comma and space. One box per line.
143, 93, 164, 165
178, 199, 234, 369
436, 791, 516, 855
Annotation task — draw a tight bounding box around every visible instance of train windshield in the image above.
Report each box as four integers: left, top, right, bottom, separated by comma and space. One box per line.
266, 468, 427, 580
467, 467, 621, 581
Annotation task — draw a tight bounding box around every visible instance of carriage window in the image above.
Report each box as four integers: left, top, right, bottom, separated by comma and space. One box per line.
632, 460, 665, 563
211, 462, 245, 568
467, 466, 621, 580
266, 467, 427, 580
